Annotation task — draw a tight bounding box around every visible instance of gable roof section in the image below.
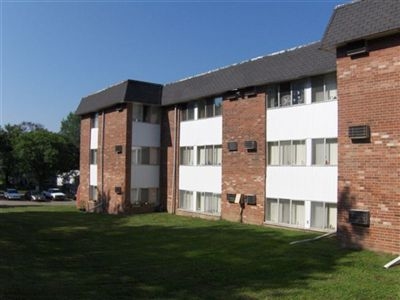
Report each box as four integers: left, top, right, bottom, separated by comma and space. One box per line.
321, 0, 400, 51
76, 80, 162, 116
162, 42, 336, 105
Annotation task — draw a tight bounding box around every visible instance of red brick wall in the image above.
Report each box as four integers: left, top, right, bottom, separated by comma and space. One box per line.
160, 106, 179, 213
77, 116, 90, 210
100, 106, 130, 214
222, 94, 266, 225
337, 34, 400, 254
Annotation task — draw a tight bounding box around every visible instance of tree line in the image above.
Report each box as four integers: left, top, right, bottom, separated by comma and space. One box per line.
0, 112, 80, 190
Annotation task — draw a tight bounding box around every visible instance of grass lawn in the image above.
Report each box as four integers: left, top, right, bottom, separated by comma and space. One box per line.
0, 205, 399, 300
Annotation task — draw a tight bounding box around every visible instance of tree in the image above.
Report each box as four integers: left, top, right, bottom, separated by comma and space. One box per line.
60, 112, 80, 149
13, 129, 76, 189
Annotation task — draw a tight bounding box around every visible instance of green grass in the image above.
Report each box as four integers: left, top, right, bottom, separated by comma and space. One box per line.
0, 205, 399, 300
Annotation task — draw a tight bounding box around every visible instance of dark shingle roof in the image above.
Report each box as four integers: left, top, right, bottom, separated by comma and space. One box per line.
321, 0, 400, 51
161, 42, 336, 105
76, 80, 162, 116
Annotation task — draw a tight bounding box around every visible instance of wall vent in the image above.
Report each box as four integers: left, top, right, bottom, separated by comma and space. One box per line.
227, 194, 236, 203
244, 194, 256, 205
244, 140, 257, 150
349, 209, 370, 226
348, 125, 370, 140
227, 141, 238, 151
346, 40, 368, 57
115, 145, 123, 154
115, 186, 122, 195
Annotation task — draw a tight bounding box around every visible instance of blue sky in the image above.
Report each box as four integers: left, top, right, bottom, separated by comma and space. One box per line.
2, 0, 346, 132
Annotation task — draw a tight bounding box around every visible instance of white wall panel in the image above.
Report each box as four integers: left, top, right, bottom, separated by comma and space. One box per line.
132, 122, 160, 147
131, 165, 159, 188
89, 164, 97, 185
179, 166, 221, 193
267, 101, 337, 141
90, 128, 99, 149
266, 166, 337, 203
180, 117, 222, 146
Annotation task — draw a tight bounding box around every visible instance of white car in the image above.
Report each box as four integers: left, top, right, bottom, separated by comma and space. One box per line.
43, 188, 66, 200
4, 188, 22, 200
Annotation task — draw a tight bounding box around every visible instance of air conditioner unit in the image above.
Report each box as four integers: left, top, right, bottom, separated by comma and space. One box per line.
348, 125, 370, 140
244, 140, 257, 150
244, 194, 256, 205
115, 186, 122, 195
227, 141, 238, 151
115, 145, 123, 154
349, 209, 370, 226
227, 193, 236, 203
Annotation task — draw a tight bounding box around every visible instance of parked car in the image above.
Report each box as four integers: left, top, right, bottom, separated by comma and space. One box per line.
4, 188, 22, 200
25, 191, 46, 202
43, 188, 66, 200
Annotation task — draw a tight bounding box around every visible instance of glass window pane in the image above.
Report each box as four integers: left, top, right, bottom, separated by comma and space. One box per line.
311, 202, 324, 228
279, 199, 290, 224
266, 198, 278, 222
89, 185, 98, 201
312, 76, 325, 102
312, 139, 325, 165
293, 140, 306, 165
326, 203, 337, 230
279, 82, 291, 107
206, 145, 213, 165
149, 148, 159, 165
141, 147, 150, 164
197, 146, 205, 165
187, 103, 195, 120
280, 141, 291, 165
326, 73, 337, 100
326, 138, 338, 165
268, 142, 279, 165
132, 104, 143, 122
214, 97, 222, 116
214, 145, 222, 165
291, 201, 305, 226
267, 86, 278, 108
206, 99, 214, 118
90, 149, 97, 165
292, 80, 305, 105
198, 100, 206, 119
148, 188, 159, 205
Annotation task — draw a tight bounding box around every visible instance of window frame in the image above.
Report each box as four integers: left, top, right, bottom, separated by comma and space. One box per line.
311, 138, 338, 166
266, 198, 305, 227
311, 73, 337, 103
180, 146, 194, 166
267, 140, 306, 166
266, 79, 306, 108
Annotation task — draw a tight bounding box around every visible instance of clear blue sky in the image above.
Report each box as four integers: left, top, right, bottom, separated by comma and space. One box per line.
2, 0, 346, 132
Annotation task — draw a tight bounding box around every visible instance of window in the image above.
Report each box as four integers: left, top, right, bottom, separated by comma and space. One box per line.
90, 113, 99, 129
179, 190, 194, 210
132, 147, 159, 165
267, 80, 306, 108
266, 198, 304, 226
132, 104, 160, 124
90, 149, 97, 165
180, 147, 194, 165
312, 138, 337, 165
311, 73, 337, 102
198, 97, 223, 119
181, 103, 195, 121
197, 145, 222, 166
89, 185, 98, 201
267, 140, 306, 166
130, 188, 159, 206
196, 192, 221, 214
311, 202, 337, 230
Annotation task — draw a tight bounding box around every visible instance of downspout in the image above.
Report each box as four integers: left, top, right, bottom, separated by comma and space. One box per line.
171, 106, 178, 214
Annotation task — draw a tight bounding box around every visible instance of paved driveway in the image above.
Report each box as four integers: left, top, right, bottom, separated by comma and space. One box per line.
0, 199, 76, 207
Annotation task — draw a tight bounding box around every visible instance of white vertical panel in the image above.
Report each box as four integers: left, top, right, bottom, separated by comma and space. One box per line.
89, 164, 97, 185
179, 166, 221, 193
180, 117, 222, 146
90, 128, 99, 149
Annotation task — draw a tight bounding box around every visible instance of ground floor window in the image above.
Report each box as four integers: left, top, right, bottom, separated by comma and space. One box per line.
311, 202, 337, 230
131, 188, 159, 206
179, 190, 194, 210
196, 192, 221, 214
266, 198, 304, 226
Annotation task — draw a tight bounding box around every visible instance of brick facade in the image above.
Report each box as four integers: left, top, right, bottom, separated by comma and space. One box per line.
337, 34, 400, 254
160, 106, 179, 214
221, 93, 266, 225
77, 116, 90, 210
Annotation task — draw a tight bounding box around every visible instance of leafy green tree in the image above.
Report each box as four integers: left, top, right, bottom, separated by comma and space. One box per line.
14, 129, 76, 189
60, 112, 80, 149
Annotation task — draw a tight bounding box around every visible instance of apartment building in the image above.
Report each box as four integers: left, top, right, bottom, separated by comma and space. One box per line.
76, 0, 400, 254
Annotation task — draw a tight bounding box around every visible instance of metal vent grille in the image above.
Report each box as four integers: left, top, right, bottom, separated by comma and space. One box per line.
349, 209, 370, 226
348, 125, 370, 139
244, 140, 257, 150
227, 141, 238, 151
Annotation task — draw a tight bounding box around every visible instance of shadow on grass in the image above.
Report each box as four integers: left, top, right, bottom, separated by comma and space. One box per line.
0, 207, 352, 300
